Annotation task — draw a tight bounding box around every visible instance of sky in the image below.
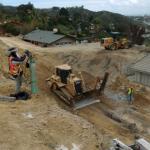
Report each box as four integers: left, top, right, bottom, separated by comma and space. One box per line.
1, 0, 150, 16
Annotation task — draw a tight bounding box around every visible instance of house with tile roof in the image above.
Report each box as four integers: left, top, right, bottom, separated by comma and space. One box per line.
23, 29, 76, 47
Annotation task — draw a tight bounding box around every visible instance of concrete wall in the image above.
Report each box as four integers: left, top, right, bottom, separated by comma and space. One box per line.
135, 71, 150, 86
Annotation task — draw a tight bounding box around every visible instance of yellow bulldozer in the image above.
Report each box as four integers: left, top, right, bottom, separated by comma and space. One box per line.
46, 64, 109, 110
101, 32, 132, 50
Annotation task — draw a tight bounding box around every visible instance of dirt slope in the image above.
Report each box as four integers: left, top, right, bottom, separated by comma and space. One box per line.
0, 39, 101, 150
0, 36, 150, 150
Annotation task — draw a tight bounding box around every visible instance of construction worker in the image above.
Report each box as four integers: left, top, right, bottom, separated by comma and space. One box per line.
7, 47, 31, 94
127, 87, 134, 104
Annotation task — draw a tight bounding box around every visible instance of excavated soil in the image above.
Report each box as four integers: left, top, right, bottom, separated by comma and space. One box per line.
0, 37, 150, 150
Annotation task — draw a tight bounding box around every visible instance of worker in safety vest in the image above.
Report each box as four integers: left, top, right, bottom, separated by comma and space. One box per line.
127, 87, 134, 104
7, 47, 31, 94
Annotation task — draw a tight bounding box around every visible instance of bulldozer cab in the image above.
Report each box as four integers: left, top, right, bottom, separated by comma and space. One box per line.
101, 37, 113, 44
55, 64, 72, 84
55, 65, 83, 96
101, 37, 113, 49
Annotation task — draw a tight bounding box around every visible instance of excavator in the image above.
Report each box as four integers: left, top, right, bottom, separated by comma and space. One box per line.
46, 64, 109, 110
101, 32, 132, 50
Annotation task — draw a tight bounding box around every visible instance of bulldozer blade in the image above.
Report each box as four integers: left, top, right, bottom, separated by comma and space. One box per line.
74, 98, 100, 110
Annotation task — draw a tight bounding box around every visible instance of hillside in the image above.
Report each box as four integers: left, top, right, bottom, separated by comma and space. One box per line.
0, 3, 144, 43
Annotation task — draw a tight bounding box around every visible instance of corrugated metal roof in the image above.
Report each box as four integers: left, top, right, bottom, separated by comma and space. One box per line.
23, 29, 65, 44
130, 55, 150, 74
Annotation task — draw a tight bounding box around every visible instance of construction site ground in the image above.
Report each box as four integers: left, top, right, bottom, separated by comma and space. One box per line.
0, 36, 150, 150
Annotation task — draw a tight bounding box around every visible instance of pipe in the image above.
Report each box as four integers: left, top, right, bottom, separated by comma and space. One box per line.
29, 56, 38, 94
0, 96, 16, 101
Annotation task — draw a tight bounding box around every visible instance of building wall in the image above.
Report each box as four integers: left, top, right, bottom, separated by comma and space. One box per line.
135, 71, 150, 86
24, 37, 76, 47
51, 37, 76, 46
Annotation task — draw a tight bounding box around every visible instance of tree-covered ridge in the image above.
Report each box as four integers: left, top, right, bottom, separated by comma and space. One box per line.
0, 3, 145, 44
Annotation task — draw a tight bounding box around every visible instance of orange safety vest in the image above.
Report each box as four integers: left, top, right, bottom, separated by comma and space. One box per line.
8, 56, 22, 76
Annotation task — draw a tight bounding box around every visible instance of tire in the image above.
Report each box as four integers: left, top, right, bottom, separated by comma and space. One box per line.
16, 92, 30, 100
105, 47, 109, 50
110, 44, 117, 50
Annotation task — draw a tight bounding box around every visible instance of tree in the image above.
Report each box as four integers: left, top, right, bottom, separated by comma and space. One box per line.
57, 8, 70, 25
59, 8, 69, 17
2, 24, 20, 35
52, 7, 60, 11
17, 3, 34, 22
130, 24, 145, 45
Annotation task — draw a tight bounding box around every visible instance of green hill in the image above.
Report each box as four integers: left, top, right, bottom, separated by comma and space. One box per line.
0, 3, 145, 44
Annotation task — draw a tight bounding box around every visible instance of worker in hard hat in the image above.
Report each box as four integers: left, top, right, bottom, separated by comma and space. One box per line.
7, 47, 31, 94
127, 87, 134, 104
